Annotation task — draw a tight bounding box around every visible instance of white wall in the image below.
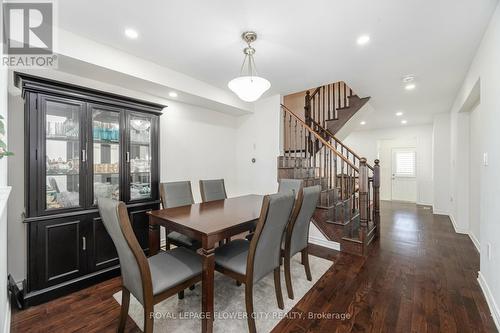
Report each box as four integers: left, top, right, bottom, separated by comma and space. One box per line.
234, 95, 281, 196
160, 100, 239, 202
443, 2, 500, 329
432, 113, 451, 214
469, 103, 481, 249
6, 91, 25, 286
343, 125, 434, 205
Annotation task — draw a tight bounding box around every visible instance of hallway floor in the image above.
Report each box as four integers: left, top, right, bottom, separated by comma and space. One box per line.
11, 201, 498, 332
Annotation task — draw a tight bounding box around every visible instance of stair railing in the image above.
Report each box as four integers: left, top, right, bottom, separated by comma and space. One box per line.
281, 104, 380, 254
305, 81, 353, 128
307, 116, 374, 171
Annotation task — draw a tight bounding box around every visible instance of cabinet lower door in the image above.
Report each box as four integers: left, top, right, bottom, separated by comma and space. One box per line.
88, 214, 119, 271
31, 217, 87, 289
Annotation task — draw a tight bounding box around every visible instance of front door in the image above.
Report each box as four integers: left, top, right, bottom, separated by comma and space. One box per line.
391, 148, 417, 202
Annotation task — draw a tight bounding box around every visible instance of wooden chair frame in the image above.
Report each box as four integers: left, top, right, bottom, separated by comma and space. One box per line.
214, 196, 285, 333
115, 202, 202, 333
281, 189, 313, 300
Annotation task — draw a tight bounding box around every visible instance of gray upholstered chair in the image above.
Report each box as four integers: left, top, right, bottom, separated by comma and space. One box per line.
97, 198, 202, 333
278, 179, 303, 197
282, 185, 321, 299
214, 191, 296, 333
245, 178, 304, 242
159, 181, 200, 250
199, 179, 231, 245
199, 179, 227, 202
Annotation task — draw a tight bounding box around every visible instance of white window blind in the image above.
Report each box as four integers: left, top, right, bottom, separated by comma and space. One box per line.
395, 151, 416, 177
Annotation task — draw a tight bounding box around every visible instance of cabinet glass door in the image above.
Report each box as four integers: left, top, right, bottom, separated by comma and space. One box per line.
44, 97, 84, 211
91, 106, 121, 204
128, 114, 152, 201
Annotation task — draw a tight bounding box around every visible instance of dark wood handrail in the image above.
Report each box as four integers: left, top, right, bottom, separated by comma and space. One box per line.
308, 117, 374, 171
309, 86, 321, 99
281, 104, 359, 172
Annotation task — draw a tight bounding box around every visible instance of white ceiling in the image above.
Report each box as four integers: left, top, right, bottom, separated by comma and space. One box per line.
57, 0, 498, 128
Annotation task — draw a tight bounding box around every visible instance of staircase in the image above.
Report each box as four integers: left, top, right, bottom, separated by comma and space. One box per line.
278, 83, 379, 256
305, 81, 370, 135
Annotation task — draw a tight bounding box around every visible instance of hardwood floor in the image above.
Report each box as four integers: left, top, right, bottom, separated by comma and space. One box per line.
11, 201, 497, 332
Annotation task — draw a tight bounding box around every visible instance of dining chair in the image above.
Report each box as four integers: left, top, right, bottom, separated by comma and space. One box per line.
278, 179, 303, 197
97, 198, 202, 333
199, 178, 227, 202
282, 185, 321, 299
159, 181, 200, 250
199, 179, 230, 245
214, 191, 296, 333
246, 178, 304, 242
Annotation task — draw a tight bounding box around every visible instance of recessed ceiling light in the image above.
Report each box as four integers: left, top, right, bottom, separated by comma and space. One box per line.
396, 111, 404, 116
360, 121, 366, 125
357, 35, 370, 45
405, 83, 416, 90
401, 120, 408, 124
124, 28, 139, 39
169, 91, 178, 98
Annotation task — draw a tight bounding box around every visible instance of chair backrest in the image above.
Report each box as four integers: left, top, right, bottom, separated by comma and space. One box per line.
286, 185, 321, 256
199, 179, 227, 202
278, 179, 303, 198
97, 198, 151, 305
248, 191, 295, 282
160, 181, 194, 209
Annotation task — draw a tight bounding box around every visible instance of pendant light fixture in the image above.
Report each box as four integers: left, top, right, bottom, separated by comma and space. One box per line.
228, 31, 271, 102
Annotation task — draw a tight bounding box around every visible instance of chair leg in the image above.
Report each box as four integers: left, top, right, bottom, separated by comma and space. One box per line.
165, 228, 171, 250
301, 248, 312, 281
245, 283, 256, 333
178, 290, 185, 299
143, 303, 154, 333
118, 288, 130, 333
273, 268, 284, 310
284, 253, 294, 300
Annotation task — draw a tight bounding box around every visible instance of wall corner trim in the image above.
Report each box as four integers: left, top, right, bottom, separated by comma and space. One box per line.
468, 232, 480, 253
308, 236, 341, 251
478, 271, 500, 331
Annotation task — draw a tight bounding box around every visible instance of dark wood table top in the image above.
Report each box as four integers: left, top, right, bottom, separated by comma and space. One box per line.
147, 194, 264, 236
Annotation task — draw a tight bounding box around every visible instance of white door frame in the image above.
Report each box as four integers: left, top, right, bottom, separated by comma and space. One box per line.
391, 147, 417, 202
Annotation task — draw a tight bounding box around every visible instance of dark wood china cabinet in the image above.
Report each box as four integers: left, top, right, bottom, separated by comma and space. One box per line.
15, 73, 164, 306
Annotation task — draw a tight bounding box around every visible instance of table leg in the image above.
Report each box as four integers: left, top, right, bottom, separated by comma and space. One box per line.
201, 247, 215, 333
148, 217, 160, 256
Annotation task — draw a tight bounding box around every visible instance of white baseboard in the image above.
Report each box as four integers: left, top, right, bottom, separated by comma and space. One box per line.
3, 303, 10, 333
432, 208, 449, 215
478, 271, 500, 331
469, 232, 480, 253
448, 214, 468, 234
308, 236, 340, 251
417, 201, 433, 207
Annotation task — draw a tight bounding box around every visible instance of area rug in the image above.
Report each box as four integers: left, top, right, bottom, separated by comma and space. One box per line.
113, 254, 332, 332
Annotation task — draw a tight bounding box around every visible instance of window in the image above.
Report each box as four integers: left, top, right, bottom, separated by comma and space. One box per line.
394, 150, 416, 177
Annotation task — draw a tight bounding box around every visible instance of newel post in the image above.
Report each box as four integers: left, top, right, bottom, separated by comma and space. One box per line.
373, 159, 381, 238
304, 90, 311, 127
359, 158, 369, 255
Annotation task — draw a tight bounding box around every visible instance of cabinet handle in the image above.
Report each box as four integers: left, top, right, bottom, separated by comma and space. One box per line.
82, 149, 87, 162
126, 152, 130, 163
82, 237, 86, 251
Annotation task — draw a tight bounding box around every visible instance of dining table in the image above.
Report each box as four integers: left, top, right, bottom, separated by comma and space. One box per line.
147, 194, 264, 333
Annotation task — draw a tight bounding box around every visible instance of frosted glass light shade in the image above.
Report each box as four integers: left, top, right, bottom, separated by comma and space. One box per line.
228, 76, 271, 102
